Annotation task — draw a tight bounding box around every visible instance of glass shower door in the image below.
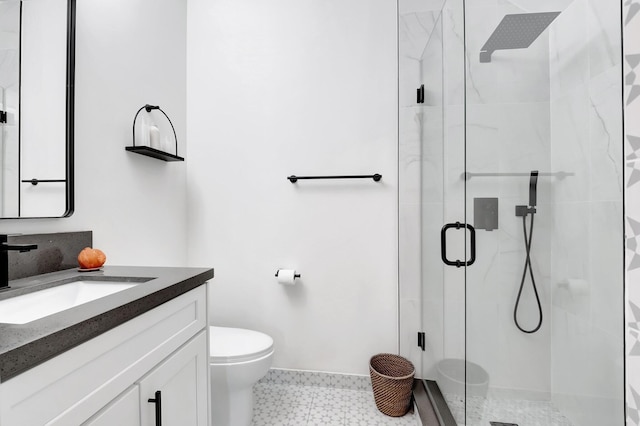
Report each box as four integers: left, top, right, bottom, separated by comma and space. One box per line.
462, 1, 624, 425
398, 0, 469, 421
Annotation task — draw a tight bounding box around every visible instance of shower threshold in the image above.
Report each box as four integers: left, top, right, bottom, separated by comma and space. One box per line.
414, 379, 457, 425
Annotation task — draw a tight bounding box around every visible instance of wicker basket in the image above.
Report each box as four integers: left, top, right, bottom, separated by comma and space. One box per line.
369, 353, 415, 417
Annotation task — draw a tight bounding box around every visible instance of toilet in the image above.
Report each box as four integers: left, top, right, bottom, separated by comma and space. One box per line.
209, 326, 274, 426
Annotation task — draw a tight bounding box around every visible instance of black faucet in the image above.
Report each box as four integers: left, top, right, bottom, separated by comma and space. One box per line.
0, 235, 38, 291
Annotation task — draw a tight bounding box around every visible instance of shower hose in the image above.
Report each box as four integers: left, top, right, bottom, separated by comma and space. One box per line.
513, 211, 543, 334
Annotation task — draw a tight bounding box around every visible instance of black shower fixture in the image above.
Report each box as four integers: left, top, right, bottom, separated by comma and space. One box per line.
529, 170, 538, 207
513, 170, 543, 334
480, 12, 561, 63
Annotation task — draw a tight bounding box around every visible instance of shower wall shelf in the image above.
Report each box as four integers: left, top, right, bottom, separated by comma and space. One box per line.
125, 104, 184, 162
462, 171, 573, 180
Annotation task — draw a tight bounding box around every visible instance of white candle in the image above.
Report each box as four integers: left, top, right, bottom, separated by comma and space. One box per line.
149, 124, 160, 149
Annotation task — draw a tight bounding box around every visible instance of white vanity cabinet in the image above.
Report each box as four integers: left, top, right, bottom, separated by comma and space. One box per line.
86, 331, 208, 426
84, 386, 141, 426
0, 285, 209, 426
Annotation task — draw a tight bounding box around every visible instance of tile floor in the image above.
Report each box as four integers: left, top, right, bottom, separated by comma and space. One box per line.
444, 393, 573, 426
251, 383, 419, 426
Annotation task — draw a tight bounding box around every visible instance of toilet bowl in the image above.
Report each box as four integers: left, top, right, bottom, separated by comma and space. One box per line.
436, 358, 489, 397
209, 326, 274, 426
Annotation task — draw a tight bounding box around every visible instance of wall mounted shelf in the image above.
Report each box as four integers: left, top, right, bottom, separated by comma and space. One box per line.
124, 146, 184, 162
126, 104, 183, 162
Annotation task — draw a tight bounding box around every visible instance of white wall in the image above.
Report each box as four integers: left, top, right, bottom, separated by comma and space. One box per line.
186, 0, 398, 375
0, 0, 189, 268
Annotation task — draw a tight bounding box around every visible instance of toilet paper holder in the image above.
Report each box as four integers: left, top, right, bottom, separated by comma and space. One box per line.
275, 270, 301, 278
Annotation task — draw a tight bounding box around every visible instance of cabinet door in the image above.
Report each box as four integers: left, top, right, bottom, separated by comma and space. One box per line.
139, 330, 208, 426
83, 386, 141, 426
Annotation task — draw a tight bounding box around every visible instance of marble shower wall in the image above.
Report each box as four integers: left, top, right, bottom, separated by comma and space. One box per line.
624, 0, 640, 423
549, 0, 624, 425
463, 0, 553, 394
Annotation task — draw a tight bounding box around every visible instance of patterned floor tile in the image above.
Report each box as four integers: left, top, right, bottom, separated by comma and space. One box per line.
252, 382, 418, 426
282, 405, 312, 425
307, 405, 347, 426
254, 383, 284, 406
312, 387, 349, 409
443, 392, 574, 426
280, 385, 316, 408
252, 404, 292, 426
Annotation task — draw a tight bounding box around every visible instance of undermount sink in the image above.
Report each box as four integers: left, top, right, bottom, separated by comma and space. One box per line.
0, 278, 149, 324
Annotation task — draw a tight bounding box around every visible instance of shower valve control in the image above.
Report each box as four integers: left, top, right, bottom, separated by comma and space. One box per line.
515, 205, 536, 217
0, 111, 6, 124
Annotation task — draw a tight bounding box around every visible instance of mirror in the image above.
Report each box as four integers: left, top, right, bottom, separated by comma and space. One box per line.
0, 0, 74, 218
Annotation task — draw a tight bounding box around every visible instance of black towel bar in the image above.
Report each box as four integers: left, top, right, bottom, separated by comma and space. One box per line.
287, 174, 381, 183
21, 179, 66, 186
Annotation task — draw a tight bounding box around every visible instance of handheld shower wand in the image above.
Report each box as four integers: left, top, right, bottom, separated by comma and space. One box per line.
529, 170, 538, 208
513, 170, 543, 334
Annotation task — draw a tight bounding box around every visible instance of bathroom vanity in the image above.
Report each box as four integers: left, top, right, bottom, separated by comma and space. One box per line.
0, 266, 213, 425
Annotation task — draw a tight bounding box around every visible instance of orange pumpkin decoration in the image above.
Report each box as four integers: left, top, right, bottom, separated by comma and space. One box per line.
78, 247, 107, 269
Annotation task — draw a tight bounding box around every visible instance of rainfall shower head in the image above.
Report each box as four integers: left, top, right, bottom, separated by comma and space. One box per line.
479, 12, 561, 63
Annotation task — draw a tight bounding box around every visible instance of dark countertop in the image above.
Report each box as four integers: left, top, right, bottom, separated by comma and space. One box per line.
0, 265, 214, 383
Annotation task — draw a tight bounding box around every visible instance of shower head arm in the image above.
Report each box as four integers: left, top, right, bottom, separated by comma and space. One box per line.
479, 50, 494, 63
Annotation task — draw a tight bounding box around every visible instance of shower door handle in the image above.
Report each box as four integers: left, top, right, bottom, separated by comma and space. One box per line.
441, 222, 476, 267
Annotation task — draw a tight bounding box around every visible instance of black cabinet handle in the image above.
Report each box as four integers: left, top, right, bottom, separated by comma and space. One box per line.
441, 222, 476, 267
148, 390, 162, 426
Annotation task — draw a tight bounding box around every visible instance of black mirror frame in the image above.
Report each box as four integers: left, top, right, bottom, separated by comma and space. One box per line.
63, 0, 75, 217
5, 0, 75, 219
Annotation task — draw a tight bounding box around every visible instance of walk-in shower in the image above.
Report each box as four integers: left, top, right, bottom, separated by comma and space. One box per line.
399, 0, 624, 425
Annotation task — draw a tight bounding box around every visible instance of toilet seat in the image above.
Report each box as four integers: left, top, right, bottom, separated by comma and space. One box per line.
209, 326, 274, 363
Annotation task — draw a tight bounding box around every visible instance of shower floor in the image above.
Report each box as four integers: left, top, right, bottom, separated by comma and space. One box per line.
443, 393, 573, 426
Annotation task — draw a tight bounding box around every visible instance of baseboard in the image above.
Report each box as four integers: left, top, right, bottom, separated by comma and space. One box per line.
259, 367, 372, 391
